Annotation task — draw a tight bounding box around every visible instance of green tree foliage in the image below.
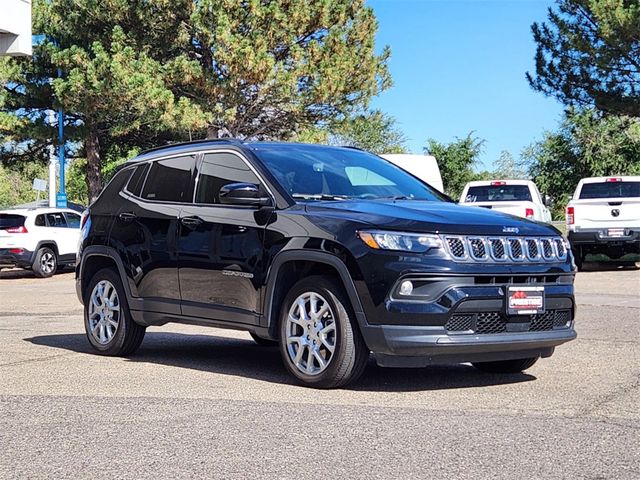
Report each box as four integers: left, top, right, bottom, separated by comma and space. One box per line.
425, 133, 486, 199
295, 110, 407, 154
189, 0, 390, 139
528, 0, 640, 116
1, 0, 389, 201
1, 0, 205, 200
492, 150, 529, 180
0, 162, 49, 208
523, 109, 640, 219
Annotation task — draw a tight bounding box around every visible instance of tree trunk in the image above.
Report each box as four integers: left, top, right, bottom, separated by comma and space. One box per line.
206, 125, 219, 139
85, 126, 102, 203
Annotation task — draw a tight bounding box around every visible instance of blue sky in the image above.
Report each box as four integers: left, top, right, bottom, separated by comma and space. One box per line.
368, 0, 565, 170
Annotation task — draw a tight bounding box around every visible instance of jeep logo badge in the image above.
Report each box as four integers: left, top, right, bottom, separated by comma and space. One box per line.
502, 226, 519, 234
611, 209, 620, 217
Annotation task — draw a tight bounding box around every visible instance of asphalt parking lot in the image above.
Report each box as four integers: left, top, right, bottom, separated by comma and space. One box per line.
1, 264, 639, 480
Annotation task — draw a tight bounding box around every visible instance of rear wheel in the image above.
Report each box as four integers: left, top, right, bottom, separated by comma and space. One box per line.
278, 276, 369, 389
32, 247, 57, 278
84, 268, 145, 356
472, 357, 538, 374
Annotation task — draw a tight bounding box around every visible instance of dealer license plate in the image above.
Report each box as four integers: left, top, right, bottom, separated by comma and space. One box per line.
507, 286, 545, 315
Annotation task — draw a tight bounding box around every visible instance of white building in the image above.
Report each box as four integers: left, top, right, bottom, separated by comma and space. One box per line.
0, 0, 32, 56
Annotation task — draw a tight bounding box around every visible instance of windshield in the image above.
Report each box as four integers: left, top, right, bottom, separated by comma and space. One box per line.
579, 181, 640, 199
465, 185, 532, 202
253, 145, 447, 201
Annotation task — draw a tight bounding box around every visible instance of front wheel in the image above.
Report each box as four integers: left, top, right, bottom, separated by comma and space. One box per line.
279, 276, 369, 389
472, 357, 538, 374
84, 268, 146, 356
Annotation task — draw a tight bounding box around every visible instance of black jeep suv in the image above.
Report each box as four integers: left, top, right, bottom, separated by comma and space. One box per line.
76, 140, 576, 388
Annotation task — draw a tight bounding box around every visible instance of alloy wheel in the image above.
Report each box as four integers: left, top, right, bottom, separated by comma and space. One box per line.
285, 292, 336, 375
40, 252, 55, 274
88, 280, 120, 345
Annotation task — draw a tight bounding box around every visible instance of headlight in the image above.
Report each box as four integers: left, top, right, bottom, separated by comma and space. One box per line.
357, 230, 442, 253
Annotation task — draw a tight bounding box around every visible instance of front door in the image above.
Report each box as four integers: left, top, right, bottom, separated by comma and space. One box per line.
178, 151, 271, 325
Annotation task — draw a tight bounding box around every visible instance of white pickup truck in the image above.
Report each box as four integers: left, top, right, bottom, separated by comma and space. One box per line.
459, 180, 552, 223
566, 176, 640, 269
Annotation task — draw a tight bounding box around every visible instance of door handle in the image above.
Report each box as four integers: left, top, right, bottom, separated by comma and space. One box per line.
180, 216, 204, 228
119, 211, 137, 221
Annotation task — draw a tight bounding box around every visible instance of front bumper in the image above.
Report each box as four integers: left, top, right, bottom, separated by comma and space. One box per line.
366, 324, 576, 367
356, 279, 576, 367
0, 248, 34, 268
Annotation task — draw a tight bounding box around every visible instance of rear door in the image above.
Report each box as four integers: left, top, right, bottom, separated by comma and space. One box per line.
177, 151, 271, 324
113, 155, 197, 312
44, 211, 70, 255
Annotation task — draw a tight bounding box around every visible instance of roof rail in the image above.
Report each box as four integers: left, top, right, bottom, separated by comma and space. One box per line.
137, 138, 245, 157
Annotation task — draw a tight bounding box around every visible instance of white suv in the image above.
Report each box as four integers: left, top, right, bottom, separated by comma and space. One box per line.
0, 207, 82, 277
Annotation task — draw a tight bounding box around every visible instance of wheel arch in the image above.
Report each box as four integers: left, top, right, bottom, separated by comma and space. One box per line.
263, 250, 366, 340
34, 241, 59, 258
79, 246, 135, 304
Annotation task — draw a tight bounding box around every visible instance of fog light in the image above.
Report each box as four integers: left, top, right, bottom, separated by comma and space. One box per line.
399, 280, 414, 296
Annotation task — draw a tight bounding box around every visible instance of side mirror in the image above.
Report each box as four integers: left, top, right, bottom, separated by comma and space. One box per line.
544, 194, 553, 207
219, 183, 272, 207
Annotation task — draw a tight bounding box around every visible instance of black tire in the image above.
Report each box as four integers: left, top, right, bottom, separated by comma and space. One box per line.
572, 248, 584, 271
32, 247, 57, 278
83, 268, 146, 356
278, 276, 369, 389
472, 357, 539, 374
249, 332, 278, 347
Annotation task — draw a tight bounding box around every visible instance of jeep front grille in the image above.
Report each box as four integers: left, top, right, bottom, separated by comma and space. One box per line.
443, 235, 567, 263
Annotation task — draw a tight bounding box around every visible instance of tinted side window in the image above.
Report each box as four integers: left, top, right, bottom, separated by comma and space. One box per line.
195, 153, 261, 204
46, 212, 67, 227
35, 215, 46, 227
65, 213, 81, 228
126, 163, 150, 197
142, 156, 197, 202
98, 168, 134, 202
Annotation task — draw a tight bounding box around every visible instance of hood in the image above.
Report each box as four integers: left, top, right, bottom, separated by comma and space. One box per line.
305, 200, 559, 236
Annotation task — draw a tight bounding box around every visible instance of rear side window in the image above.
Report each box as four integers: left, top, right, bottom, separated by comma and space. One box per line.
465, 185, 532, 202
579, 181, 640, 199
142, 156, 197, 202
46, 212, 67, 227
126, 163, 150, 197
35, 215, 46, 226
195, 153, 262, 204
0, 214, 25, 230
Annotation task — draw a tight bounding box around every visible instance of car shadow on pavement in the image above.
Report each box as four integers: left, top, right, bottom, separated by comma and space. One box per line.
0, 267, 74, 280
26, 332, 536, 392
580, 261, 639, 272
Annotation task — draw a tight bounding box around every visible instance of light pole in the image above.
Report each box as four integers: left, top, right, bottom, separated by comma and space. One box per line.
56, 64, 66, 208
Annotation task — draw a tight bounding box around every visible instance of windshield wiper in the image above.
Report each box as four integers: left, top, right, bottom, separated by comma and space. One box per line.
292, 194, 352, 201
376, 195, 414, 200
